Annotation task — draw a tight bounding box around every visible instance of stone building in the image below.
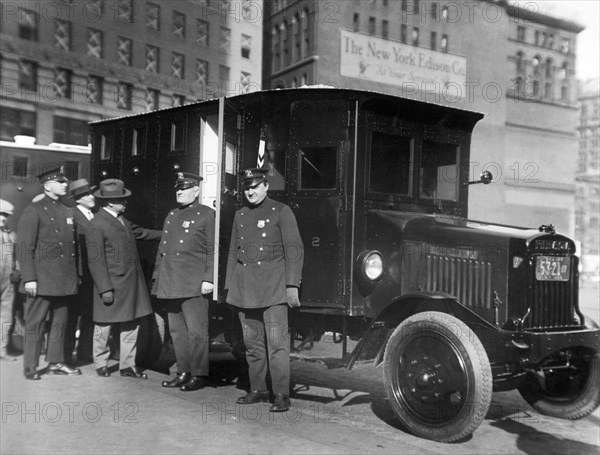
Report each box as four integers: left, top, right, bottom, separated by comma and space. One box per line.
262, 0, 583, 234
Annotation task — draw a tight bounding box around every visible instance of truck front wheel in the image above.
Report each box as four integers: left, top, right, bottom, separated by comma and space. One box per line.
518, 347, 600, 419
383, 311, 492, 442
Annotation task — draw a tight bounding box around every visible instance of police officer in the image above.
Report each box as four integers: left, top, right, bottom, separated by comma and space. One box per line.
152, 172, 215, 391
225, 167, 304, 412
17, 166, 81, 380
1, 199, 20, 361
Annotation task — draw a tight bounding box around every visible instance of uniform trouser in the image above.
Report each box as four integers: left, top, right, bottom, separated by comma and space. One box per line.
23, 295, 70, 371
0, 282, 15, 357
237, 304, 290, 396
164, 296, 209, 376
93, 320, 139, 370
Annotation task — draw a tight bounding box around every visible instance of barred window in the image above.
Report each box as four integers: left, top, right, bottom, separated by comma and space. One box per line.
117, 37, 132, 66
117, 82, 133, 110
241, 34, 251, 59
19, 60, 37, 92
18, 9, 38, 41
196, 20, 209, 46
54, 20, 72, 51
195, 59, 208, 85
53, 116, 89, 146
172, 11, 186, 39
0, 108, 36, 141
219, 27, 231, 53
85, 75, 103, 104
172, 94, 185, 107
145, 45, 159, 72
146, 2, 160, 30
171, 52, 184, 79
145, 89, 160, 111
54, 68, 72, 99
87, 29, 103, 58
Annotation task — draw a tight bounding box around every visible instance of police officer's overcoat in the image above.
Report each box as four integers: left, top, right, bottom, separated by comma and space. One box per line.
225, 197, 303, 308
151, 201, 215, 299
17, 196, 78, 296
86, 209, 161, 323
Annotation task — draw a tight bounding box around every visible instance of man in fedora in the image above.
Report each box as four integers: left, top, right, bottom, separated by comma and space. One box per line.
1, 199, 20, 361
225, 167, 304, 412
86, 179, 161, 378
152, 172, 215, 392
17, 166, 81, 380
65, 179, 97, 365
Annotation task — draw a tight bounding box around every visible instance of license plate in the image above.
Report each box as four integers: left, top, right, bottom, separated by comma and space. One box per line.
535, 256, 570, 281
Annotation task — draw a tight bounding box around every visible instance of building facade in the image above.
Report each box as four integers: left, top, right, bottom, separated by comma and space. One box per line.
0, 0, 263, 146
262, 0, 582, 235
576, 78, 600, 279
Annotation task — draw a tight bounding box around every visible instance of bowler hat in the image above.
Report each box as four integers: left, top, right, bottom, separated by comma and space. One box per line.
241, 168, 268, 189
0, 199, 14, 216
174, 172, 203, 190
37, 166, 68, 183
69, 179, 97, 200
93, 179, 132, 199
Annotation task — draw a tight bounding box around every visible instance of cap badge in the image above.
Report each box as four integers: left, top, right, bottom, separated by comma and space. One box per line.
245, 169, 253, 178
177, 172, 184, 179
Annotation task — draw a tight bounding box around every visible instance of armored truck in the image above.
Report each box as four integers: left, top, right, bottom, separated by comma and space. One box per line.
89, 88, 599, 442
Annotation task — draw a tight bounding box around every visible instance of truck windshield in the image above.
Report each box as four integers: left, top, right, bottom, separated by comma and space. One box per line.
369, 132, 413, 195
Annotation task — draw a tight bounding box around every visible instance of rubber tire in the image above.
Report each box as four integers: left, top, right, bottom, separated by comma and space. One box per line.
518, 349, 600, 420
383, 311, 492, 442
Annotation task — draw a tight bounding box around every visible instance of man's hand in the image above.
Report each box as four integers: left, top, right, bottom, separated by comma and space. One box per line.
201, 281, 214, 295
286, 287, 301, 308
24, 281, 37, 297
101, 290, 114, 305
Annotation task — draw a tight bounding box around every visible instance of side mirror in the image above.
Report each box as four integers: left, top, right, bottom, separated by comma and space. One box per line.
467, 170, 493, 186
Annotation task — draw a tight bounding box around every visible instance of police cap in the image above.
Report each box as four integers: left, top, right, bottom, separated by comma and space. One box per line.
174, 172, 203, 190
241, 168, 268, 189
37, 166, 68, 183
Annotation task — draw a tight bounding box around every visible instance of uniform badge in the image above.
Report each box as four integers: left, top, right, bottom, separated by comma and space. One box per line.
178, 172, 184, 179
182, 221, 190, 228
257, 220, 265, 228
66, 217, 73, 224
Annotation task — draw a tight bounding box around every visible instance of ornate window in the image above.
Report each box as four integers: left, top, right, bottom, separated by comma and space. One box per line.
240, 72, 252, 94
220, 27, 231, 53
145, 45, 159, 72
117, 0, 133, 23
54, 68, 72, 99
172, 94, 185, 107
195, 59, 208, 85
87, 29, 103, 58
145, 89, 160, 111
117, 37, 132, 66
171, 52, 184, 79
146, 2, 160, 30
54, 20, 72, 51
18, 9, 38, 41
117, 82, 133, 110
85, 75, 103, 104
241, 34, 251, 59
19, 60, 37, 91
441, 34, 448, 52
196, 20, 209, 46
172, 11, 186, 39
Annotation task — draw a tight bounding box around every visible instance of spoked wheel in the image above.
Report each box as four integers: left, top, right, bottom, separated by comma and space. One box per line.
383, 312, 492, 442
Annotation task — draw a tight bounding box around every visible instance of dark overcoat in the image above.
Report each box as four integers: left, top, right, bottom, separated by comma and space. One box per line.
86, 209, 161, 323
151, 201, 215, 299
225, 197, 304, 309
17, 196, 78, 296
73, 207, 94, 316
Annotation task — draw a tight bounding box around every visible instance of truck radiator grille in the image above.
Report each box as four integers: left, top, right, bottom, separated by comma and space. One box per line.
525, 257, 577, 329
425, 255, 492, 310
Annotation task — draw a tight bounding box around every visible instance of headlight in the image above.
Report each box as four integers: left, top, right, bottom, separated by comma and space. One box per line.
359, 250, 384, 281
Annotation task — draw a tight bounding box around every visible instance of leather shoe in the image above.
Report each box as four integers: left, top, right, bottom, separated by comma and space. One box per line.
180, 376, 207, 391
270, 393, 291, 412
236, 390, 269, 405
96, 366, 111, 377
47, 363, 82, 375
24, 368, 41, 380
162, 372, 191, 388
120, 366, 147, 379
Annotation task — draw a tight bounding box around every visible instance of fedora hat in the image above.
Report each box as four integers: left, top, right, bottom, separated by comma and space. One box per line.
69, 179, 97, 200
93, 179, 132, 199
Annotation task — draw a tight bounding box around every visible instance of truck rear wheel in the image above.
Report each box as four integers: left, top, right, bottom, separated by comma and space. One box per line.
518, 347, 600, 419
383, 311, 492, 442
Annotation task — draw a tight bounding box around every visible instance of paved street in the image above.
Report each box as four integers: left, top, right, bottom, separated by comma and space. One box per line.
1, 284, 598, 455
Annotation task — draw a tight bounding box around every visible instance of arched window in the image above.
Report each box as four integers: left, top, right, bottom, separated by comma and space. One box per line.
300, 10, 307, 58
293, 14, 300, 62
302, 8, 310, 57
531, 55, 542, 97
